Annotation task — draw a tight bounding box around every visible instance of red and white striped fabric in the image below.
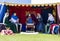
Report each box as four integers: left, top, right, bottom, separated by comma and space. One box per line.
50, 24, 58, 34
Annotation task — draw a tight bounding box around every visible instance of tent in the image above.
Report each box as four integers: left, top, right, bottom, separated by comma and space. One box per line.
0, 1, 60, 32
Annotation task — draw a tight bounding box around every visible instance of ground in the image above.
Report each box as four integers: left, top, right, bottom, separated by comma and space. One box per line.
0, 33, 60, 41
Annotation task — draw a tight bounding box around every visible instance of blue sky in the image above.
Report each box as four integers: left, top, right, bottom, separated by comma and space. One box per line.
0, 0, 31, 4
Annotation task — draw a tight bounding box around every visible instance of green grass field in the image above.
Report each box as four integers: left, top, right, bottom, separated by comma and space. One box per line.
0, 33, 60, 41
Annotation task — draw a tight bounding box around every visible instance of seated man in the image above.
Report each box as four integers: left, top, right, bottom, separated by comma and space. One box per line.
1, 27, 13, 35
10, 12, 19, 23
26, 14, 35, 31
10, 12, 22, 33
47, 13, 55, 24
45, 21, 50, 34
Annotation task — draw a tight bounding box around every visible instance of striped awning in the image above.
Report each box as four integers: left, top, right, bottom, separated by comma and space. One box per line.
0, 2, 60, 7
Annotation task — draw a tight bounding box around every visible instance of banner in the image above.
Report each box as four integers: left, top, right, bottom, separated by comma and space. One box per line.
0, 4, 7, 23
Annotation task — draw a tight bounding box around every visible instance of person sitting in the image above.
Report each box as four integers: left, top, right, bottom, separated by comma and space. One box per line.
26, 14, 35, 31
45, 21, 50, 34
10, 12, 22, 33
4, 12, 17, 33
27, 14, 33, 23
47, 13, 55, 24
3, 9, 10, 24
1, 27, 13, 35
36, 13, 45, 33
10, 12, 19, 23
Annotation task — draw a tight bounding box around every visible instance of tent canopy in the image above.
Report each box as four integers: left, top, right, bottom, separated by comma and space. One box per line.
0, 0, 60, 7
31, 0, 60, 4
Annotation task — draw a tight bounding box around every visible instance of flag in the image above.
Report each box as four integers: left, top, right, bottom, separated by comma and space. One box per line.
0, 4, 7, 23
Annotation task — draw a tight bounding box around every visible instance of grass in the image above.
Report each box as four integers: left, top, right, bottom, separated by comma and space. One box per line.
0, 33, 60, 41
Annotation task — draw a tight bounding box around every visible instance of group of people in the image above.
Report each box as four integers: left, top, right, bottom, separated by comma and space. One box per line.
0, 9, 21, 35
0, 9, 60, 35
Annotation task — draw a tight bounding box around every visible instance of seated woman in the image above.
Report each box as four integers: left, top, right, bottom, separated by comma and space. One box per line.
26, 14, 35, 31
36, 13, 45, 33
4, 12, 17, 33
1, 27, 13, 35
3, 9, 9, 24
27, 14, 34, 23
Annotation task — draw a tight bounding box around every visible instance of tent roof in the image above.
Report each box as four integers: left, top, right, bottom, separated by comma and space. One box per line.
0, 0, 60, 6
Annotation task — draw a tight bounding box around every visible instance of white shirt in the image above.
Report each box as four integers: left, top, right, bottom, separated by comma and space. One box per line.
3, 13, 9, 24
10, 18, 17, 23
48, 15, 55, 21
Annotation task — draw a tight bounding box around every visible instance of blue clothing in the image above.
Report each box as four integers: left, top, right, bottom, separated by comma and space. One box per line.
27, 18, 33, 23
54, 25, 59, 34
11, 15, 18, 20
36, 18, 45, 33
